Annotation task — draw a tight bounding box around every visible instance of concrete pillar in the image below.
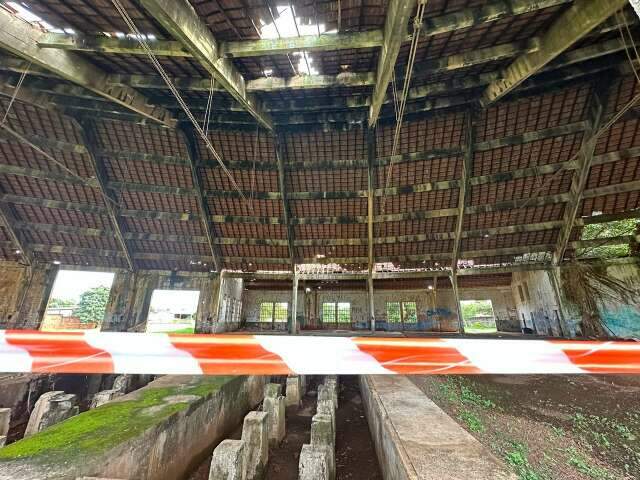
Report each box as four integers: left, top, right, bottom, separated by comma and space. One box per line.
311, 414, 335, 480
25, 391, 78, 437
90, 390, 122, 409
242, 411, 268, 480
298, 444, 330, 480
209, 439, 245, 480
102, 270, 138, 332
197, 273, 221, 333
285, 376, 301, 407
367, 274, 375, 332
451, 274, 465, 333
262, 395, 285, 446
14, 261, 59, 329
0, 407, 10, 448
291, 273, 299, 334
264, 382, 281, 399
318, 383, 337, 410
112, 375, 129, 394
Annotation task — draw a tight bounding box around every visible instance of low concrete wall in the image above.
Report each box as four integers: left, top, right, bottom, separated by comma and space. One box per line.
0, 375, 265, 480
359, 376, 515, 480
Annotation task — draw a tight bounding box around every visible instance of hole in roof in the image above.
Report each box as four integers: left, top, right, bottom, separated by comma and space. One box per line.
259, 5, 336, 76
6, 2, 68, 33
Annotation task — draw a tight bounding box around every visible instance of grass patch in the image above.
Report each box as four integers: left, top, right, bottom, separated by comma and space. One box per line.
504, 442, 546, 480
567, 447, 616, 479
0, 376, 234, 461
459, 410, 484, 432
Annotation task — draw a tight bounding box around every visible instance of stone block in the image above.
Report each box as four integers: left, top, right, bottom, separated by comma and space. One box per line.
112, 375, 130, 394
0, 407, 11, 437
298, 444, 330, 480
0, 435, 6, 448
209, 439, 245, 480
285, 376, 301, 407
318, 384, 337, 410
311, 414, 335, 480
317, 399, 335, 441
263, 383, 281, 399
25, 391, 78, 437
299, 375, 307, 395
90, 390, 122, 409
241, 411, 268, 480
262, 395, 285, 446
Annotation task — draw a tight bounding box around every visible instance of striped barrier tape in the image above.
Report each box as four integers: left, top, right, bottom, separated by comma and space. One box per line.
0, 330, 639, 375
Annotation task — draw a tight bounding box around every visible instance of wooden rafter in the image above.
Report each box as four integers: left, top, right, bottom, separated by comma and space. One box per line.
275, 132, 297, 271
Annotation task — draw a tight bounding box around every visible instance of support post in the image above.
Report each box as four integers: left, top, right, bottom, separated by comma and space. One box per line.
291, 272, 299, 334
367, 127, 377, 332
552, 86, 605, 265
275, 132, 296, 272
450, 273, 465, 334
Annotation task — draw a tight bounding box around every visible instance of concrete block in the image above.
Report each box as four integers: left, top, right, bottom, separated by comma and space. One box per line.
262, 395, 285, 446
311, 414, 335, 480
112, 375, 130, 394
299, 375, 307, 395
285, 376, 301, 407
317, 399, 335, 441
209, 439, 245, 480
263, 383, 281, 399
241, 411, 268, 480
0, 435, 6, 448
90, 390, 122, 409
298, 444, 330, 480
0, 407, 11, 437
318, 384, 337, 410
24, 391, 78, 437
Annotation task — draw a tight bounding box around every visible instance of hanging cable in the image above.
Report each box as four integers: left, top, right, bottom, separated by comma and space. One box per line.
380, 1, 426, 214
111, 0, 249, 206
0, 63, 31, 126
202, 76, 215, 137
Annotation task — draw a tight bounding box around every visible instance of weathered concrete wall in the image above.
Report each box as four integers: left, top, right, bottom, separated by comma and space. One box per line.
512, 270, 566, 336
0, 375, 266, 480
214, 273, 243, 333
359, 375, 515, 480
0, 261, 58, 329
103, 271, 233, 333
243, 286, 518, 332
596, 262, 640, 337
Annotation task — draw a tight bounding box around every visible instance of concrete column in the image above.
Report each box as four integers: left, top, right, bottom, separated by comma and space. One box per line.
102, 270, 138, 332
298, 444, 330, 480
263, 395, 285, 446
197, 273, 221, 333
311, 414, 335, 480
25, 391, 78, 437
291, 273, 299, 334
90, 390, 122, 409
0, 407, 10, 447
285, 376, 301, 407
241, 411, 269, 480
14, 261, 59, 329
367, 275, 375, 332
451, 274, 465, 333
209, 439, 245, 480
548, 267, 573, 337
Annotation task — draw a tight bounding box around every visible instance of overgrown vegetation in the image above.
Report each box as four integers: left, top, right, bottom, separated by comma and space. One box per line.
75, 286, 111, 324
578, 218, 638, 259
504, 442, 544, 480
561, 261, 637, 337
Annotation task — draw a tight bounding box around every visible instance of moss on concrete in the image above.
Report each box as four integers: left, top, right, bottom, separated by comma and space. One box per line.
0, 376, 235, 462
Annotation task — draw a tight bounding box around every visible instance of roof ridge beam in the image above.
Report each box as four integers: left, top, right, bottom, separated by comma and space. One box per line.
481, 0, 627, 105
0, 8, 175, 127
138, 0, 272, 130
369, 0, 416, 126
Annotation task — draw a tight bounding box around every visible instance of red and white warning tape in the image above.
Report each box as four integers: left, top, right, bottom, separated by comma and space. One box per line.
0, 330, 639, 375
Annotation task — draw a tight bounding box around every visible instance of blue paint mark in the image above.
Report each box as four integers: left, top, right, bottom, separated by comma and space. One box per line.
600, 305, 640, 338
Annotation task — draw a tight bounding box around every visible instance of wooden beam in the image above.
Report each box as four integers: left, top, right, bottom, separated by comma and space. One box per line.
451, 111, 475, 276
0, 188, 32, 265
76, 118, 136, 271
366, 127, 377, 332
369, 0, 416, 126
138, 0, 272, 130
481, 0, 627, 105
275, 132, 296, 270
180, 126, 223, 272
553, 88, 606, 265
0, 8, 175, 127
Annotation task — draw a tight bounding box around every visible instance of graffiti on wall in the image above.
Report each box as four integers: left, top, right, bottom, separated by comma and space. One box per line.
600, 305, 640, 338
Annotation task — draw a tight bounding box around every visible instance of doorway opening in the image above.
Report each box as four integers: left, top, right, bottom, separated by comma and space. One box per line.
146, 289, 200, 333
461, 299, 497, 333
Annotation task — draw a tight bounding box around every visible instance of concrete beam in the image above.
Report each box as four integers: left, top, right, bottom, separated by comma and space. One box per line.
0, 189, 32, 265
553, 89, 606, 265
481, 0, 627, 105
77, 119, 136, 271
138, 0, 272, 130
0, 8, 175, 127
180, 126, 223, 272
38, 33, 190, 56
369, 0, 416, 126
275, 132, 296, 270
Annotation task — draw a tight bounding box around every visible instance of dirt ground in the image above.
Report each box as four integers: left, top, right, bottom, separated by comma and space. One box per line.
411, 375, 640, 480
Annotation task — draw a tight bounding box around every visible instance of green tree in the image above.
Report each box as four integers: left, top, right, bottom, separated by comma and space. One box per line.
47, 297, 75, 308
75, 286, 111, 324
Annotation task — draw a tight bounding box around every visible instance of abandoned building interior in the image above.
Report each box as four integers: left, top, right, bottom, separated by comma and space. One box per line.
0, 0, 639, 478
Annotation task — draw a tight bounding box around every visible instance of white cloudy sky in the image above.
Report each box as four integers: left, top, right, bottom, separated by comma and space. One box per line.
50, 270, 115, 303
